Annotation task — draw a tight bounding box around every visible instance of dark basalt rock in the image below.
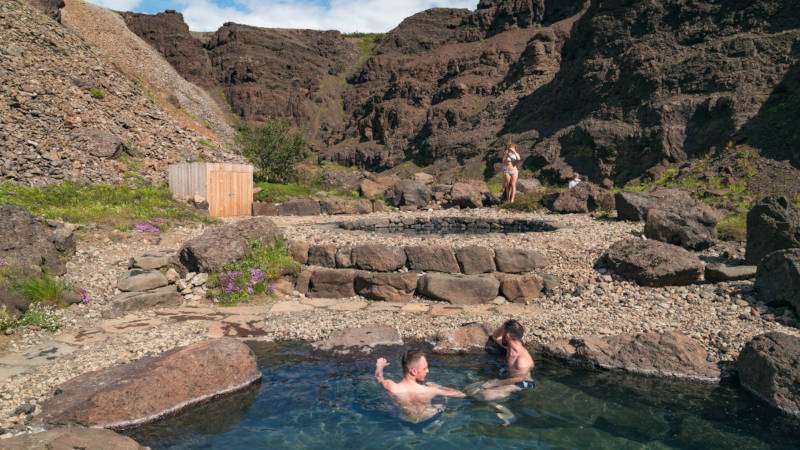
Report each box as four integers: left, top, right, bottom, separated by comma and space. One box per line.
746, 196, 800, 265
178, 217, 282, 273
737, 332, 800, 417
599, 239, 704, 287
0, 205, 76, 275
755, 248, 800, 313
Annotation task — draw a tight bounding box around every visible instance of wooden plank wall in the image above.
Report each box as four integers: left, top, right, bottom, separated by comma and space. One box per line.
168, 163, 253, 218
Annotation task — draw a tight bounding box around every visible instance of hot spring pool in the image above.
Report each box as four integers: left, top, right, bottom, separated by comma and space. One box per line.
126, 342, 800, 449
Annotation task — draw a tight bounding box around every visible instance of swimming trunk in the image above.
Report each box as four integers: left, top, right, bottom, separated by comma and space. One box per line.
515, 380, 535, 390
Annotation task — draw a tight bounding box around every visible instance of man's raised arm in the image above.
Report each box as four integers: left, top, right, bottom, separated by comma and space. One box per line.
375, 357, 390, 387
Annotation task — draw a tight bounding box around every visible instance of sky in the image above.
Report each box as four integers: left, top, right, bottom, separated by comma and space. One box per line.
88, 0, 479, 33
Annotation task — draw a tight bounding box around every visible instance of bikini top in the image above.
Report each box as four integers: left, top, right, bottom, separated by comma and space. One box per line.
506, 151, 520, 165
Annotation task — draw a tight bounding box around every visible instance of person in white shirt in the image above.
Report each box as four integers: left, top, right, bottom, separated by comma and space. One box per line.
568, 174, 582, 189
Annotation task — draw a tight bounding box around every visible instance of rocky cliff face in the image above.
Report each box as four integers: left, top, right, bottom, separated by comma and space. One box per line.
0, 0, 239, 185
122, 0, 800, 183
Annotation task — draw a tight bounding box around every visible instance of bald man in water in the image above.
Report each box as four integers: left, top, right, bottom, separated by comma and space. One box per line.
375, 350, 465, 423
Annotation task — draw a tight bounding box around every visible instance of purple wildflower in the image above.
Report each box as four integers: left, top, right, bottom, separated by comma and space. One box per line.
246, 286, 254, 295
221, 271, 242, 293
249, 268, 265, 284
79, 288, 91, 304
133, 223, 160, 234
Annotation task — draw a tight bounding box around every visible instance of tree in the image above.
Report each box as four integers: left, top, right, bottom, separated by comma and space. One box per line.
238, 120, 310, 183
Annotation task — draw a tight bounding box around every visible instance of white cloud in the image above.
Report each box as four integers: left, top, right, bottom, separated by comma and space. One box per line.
179, 0, 478, 33
87, 0, 143, 11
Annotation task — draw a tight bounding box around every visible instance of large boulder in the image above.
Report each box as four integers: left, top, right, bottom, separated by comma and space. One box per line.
644, 206, 719, 250
615, 189, 694, 221
359, 174, 400, 198
2, 427, 146, 450
599, 239, 704, 286
313, 326, 403, 353
755, 249, 800, 312
499, 273, 545, 302
319, 198, 373, 215
0, 205, 76, 275
543, 183, 614, 214
0, 286, 32, 318
107, 285, 181, 316
404, 245, 460, 273
456, 246, 496, 274
278, 198, 322, 216
745, 196, 800, 264
178, 217, 282, 273
494, 247, 549, 273
116, 269, 168, 292
307, 244, 338, 268
351, 244, 406, 272
449, 182, 484, 208
541, 331, 720, 381
737, 332, 800, 417
432, 323, 493, 354
307, 268, 357, 298
354, 272, 418, 302
286, 240, 309, 264
27, 0, 66, 22
385, 180, 432, 208
416, 273, 500, 305
70, 128, 134, 159
38, 339, 260, 428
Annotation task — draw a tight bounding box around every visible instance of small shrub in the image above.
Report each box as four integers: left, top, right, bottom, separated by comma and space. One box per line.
12, 274, 69, 307
238, 120, 311, 183
197, 138, 212, 148
17, 304, 60, 332
89, 88, 105, 99
209, 240, 299, 305
717, 213, 747, 242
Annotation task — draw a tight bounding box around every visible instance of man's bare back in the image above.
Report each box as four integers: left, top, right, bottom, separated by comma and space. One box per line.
375, 353, 465, 423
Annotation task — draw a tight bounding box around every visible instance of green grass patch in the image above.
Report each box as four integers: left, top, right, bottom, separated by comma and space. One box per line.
16, 304, 60, 332
500, 192, 545, 212
197, 138, 213, 148
10, 273, 70, 307
345, 32, 384, 61
209, 240, 300, 306
717, 213, 747, 242
0, 181, 211, 230
89, 88, 105, 99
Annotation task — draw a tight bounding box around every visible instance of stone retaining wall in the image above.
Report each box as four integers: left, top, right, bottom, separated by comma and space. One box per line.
338, 216, 557, 233
254, 198, 389, 217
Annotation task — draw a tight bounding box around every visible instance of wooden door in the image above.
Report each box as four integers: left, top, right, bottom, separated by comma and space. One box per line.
208, 169, 253, 218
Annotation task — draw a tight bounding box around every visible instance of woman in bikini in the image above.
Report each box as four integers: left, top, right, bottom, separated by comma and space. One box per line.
501, 143, 521, 203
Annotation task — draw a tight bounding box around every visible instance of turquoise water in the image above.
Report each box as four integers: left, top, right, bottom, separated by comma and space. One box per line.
127, 342, 800, 449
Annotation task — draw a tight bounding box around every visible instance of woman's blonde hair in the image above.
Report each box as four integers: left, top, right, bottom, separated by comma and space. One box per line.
506, 143, 517, 152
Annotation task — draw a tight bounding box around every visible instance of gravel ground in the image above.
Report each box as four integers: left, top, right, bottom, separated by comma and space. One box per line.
1, 209, 798, 431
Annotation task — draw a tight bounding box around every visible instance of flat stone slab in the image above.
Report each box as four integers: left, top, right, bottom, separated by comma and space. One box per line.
0, 340, 77, 381
2, 427, 146, 449
270, 302, 315, 314
705, 264, 757, 282
301, 298, 342, 308
38, 338, 261, 429
313, 326, 403, 353
328, 300, 369, 311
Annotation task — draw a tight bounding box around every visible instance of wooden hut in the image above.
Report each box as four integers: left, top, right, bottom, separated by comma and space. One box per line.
168, 163, 253, 218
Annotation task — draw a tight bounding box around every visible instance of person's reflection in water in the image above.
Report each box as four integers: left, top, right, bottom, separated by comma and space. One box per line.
375, 350, 466, 423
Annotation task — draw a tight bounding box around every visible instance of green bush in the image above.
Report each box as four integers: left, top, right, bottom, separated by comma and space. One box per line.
238, 120, 310, 183
17, 304, 60, 332
11, 273, 70, 307
89, 88, 105, 99
209, 240, 300, 305
717, 213, 747, 242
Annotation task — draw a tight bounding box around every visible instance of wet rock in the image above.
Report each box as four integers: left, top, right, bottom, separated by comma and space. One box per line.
308, 244, 338, 268
755, 249, 800, 312
278, 198, 322, 216
313, 326, 402, 353
117, 269, 168, 292
499, 273, 544, 302
354, 272, 417, 302
351, 244, 406, 272
599, 239, 704, 287
0, 205, 75, 275
417, 273, 500, 305
746, 196, 800, 264
179, 217, 282, 273
38, 339, 261, 428
455, 246, 496, 275
737, 332, 800, 417
2, 427, 146, 450
494, 247, 549, 273
404, 245, 460, 273
541, 331, 720, 381
432, 323, 493, 354
705, 264, 757, 282
307, 268, 356, 298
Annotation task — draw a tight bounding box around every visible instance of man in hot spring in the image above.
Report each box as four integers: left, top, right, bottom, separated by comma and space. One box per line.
375, 350, 465, 423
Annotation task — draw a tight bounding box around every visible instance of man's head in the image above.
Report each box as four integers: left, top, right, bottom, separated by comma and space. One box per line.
502, 320, 525, 343
401, 350, 429, 382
